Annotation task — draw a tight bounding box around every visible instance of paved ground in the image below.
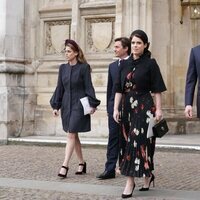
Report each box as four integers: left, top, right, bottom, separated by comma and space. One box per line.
0, 137, 200, 200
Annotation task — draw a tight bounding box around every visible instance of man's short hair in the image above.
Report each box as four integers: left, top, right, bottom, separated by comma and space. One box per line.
114, 37, 131, 55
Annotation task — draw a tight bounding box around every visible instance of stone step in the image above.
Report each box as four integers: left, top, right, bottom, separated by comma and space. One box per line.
7, 134, 200, 151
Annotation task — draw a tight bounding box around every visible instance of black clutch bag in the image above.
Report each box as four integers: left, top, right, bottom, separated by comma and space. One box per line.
153, 119, 169, 138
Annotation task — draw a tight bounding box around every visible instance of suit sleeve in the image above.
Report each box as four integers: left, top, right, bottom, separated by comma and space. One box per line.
106, 65, 112, 112
114, 64, 123, 93
185, 48, 197, 106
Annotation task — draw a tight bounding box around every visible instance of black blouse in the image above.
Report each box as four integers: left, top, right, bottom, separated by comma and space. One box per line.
115, 54, 167, 94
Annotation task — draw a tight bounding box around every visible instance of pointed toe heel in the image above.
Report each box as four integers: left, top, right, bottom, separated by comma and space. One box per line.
139, 173, 155, 191
122, 183, 135, 199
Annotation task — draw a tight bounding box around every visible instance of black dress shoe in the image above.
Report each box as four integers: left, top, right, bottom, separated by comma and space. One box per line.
96, 171, 115, 179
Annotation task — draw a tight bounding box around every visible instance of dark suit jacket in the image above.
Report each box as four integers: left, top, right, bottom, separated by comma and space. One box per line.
185, 45, 200, 118
107, 60, 120, 114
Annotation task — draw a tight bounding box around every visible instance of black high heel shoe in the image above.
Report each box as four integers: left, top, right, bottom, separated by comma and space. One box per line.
75, 162, 86, 175
121, 183, 135, 199
139, 173, 155, 191
58, 166, 69, 178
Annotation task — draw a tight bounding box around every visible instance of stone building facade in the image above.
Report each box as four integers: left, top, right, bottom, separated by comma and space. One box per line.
0, 0, 200, 144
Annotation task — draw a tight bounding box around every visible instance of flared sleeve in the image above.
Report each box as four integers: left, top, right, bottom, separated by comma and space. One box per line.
150, 59, 167, 93
82, 64, 101, 108
50, 64, 65, 110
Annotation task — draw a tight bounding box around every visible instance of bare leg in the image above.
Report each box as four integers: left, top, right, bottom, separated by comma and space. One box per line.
59, 132, 76, 175
142, 173, 155, 188
123, 176, 135, 195
143, 177, 150, 188
74, 134, 85, 171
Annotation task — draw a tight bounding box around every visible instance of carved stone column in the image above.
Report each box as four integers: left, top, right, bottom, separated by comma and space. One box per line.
121, 0, 140, 37
116, 0, 152, 41
0, 0, 35, 144
140, 0, 153, 44
71, 0, 81, 41
115, 0, 123, 37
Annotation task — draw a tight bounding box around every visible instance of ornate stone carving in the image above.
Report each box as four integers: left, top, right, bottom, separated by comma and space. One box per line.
81, 0, 90, 3
86, 18, 115, 53
81, 0, 115, 4
47, 0, 68, 3
45, 20, 71, 55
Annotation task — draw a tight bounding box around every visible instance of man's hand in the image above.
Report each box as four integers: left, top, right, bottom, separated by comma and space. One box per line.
53, 109, 59, 117
90, 107, 96, 114
184, 105, 193, 118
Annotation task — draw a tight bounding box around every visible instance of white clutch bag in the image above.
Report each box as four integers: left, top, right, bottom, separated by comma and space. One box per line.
147, 117, 155, 138
80, 97, 93, 115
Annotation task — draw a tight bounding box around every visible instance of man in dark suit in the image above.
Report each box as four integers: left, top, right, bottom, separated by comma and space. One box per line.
185, 44, 200, 118
97, 37, 131, 179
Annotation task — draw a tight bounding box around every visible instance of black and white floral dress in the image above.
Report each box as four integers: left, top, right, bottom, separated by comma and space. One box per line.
115, 53, 167, 178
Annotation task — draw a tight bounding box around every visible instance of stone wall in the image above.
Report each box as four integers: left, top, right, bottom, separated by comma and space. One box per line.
0, 0, 200, 143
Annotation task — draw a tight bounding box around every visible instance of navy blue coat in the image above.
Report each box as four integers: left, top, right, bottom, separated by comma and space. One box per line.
185, 45, 200, 118
50, 63, 100, 132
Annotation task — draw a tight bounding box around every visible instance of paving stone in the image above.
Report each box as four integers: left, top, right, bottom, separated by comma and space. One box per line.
0, 145, 200, 199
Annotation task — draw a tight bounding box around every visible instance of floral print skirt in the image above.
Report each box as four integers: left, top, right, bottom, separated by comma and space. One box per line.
120, 91, 156, 178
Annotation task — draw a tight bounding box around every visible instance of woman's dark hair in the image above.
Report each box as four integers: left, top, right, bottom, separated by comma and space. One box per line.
114, 37, 131, 55
129, 29, 151, 57
64, 39, 87, 64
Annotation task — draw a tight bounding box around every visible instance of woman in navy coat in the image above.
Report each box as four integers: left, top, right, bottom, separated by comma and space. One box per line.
185, 44, 200, 118
50, 39, 100, 178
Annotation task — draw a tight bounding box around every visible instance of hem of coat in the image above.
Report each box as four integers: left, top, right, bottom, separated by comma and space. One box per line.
63, 128, 91, 133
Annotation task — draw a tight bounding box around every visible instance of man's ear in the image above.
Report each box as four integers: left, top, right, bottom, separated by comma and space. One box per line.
124, 47, 128, 52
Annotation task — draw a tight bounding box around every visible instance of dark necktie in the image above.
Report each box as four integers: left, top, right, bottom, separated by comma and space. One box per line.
118, 59, 123, 66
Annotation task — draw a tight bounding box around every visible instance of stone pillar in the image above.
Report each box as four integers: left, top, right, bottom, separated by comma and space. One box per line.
121, 0, 140, 37
71, 0, 81, 42
115, 0, 123, 37
140, 0, 152, 44
0, 0, 34, 144
116, 0, 152, 40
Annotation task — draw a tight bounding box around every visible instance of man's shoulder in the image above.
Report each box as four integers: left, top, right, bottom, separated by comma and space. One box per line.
192, 44, 200, 52
109, 59, 118, 66
109, 60, 118, 69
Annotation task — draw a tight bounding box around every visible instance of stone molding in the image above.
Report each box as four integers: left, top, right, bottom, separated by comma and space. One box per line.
0, 65, 25, 74
80, 0, 115, 8
0, 58, 28, 64
0, 59, 25, 74
39, 3, 72, 19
